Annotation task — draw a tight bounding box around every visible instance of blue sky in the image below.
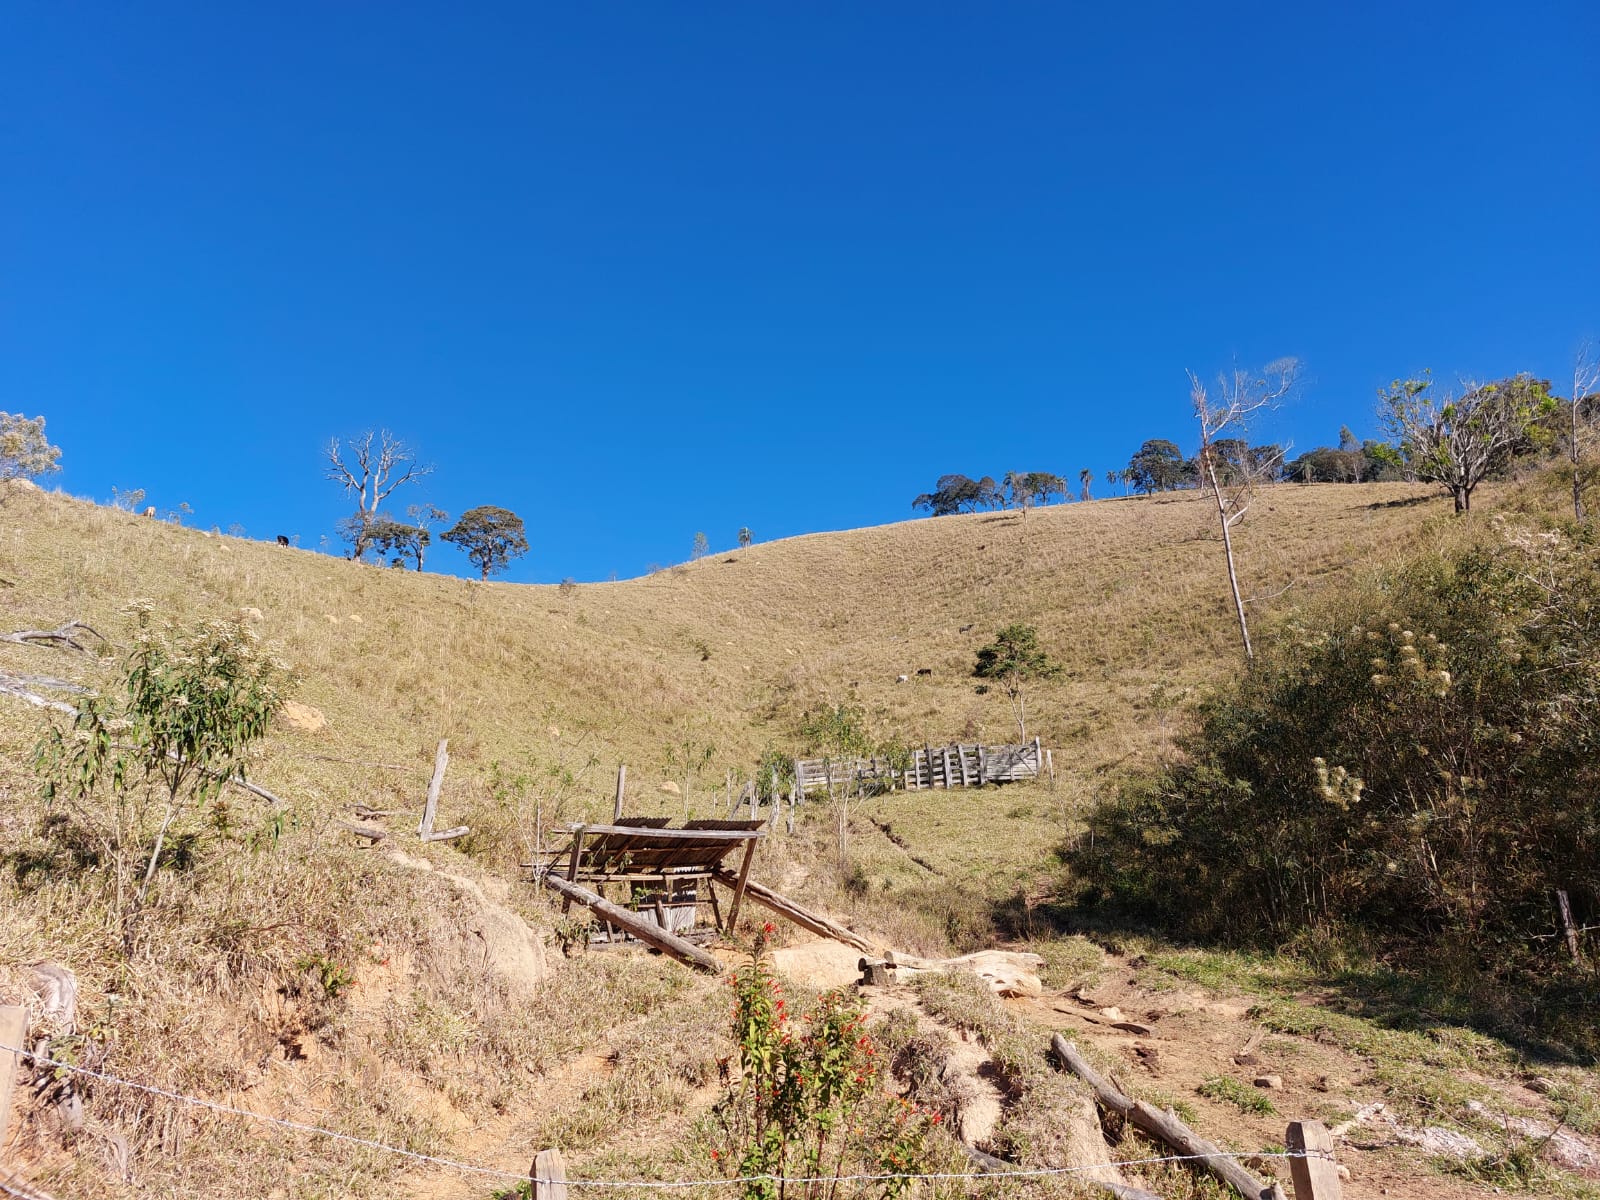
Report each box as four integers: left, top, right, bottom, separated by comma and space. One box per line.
4, 2, 1597, 582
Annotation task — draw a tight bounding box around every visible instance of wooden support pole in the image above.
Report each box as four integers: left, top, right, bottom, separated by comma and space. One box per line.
541, 873, 722, 972
1052, 1035, 1285, 1200
533, 1147, 568, 1200
713, 869, 878, 953
1557, 890, 1583, 963
0, 1006, 25, 1165
612, 764, 627, 822
977, 744, 987, 785
418, 738, 449, 837
724, 836, 759, 935
1285, 1121, 1340, 1200
560, 825, 587, 915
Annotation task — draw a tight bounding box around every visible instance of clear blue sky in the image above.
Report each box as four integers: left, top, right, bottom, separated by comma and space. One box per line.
4, 2, 1597, 582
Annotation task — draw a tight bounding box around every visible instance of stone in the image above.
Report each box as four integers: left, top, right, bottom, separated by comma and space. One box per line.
280, 701, 327, 733
1253, 1074, 1284, 1090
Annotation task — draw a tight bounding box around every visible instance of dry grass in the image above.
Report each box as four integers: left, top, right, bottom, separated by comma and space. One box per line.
0, 479, 1462, 1195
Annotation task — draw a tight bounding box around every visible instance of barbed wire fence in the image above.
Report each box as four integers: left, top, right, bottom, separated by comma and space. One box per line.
0, 1040, 1340, 1196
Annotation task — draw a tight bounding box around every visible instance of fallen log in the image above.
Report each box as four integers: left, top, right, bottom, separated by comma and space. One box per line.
0, 620, 103, 654
886, 949, 1045, 998
1052, 1034, 1285, 1200
541, 872, 723, 974
710, 869, 878, 954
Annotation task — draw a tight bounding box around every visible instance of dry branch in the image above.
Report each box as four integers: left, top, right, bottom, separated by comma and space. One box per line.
709, 868, 878, 953
0, 620, 104, 654
1052, 1034, 1285, 1200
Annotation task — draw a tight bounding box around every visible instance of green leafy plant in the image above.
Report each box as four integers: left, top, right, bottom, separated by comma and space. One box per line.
710, 926, 943, 1199
36, 604, 293, 939
296, 952, 355, 999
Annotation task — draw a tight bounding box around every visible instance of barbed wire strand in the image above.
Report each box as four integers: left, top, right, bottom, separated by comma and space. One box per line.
2, 1042, 1327, 1189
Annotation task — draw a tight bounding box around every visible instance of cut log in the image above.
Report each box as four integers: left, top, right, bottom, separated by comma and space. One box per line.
710, 869, 878, 953
0, 620, 103, 654
541, 872, 722, 973
1052, 1034, 1285, 1200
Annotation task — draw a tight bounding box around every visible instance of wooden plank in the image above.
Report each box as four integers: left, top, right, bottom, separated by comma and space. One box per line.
541, 873, 722, 972
1286, 1121, 1340, 1200
612, 763, 627, 822
417, 738, 449, 837
712, 869, 878, 953
0, 1005, 25, 1166
553, 823, 764, 842
723, 835, 760, 934
561, 825, 586, 914
1052, 1035, 1284, 1200
940, 746, 953, 789
533, 1147, 568, 1200
978, 744, 988, 784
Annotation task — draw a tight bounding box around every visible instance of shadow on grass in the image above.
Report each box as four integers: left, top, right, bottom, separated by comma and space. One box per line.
991, 889, 1599, 1068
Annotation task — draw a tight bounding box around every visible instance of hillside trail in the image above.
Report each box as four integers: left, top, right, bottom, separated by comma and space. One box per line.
388, 925, 1598, 1200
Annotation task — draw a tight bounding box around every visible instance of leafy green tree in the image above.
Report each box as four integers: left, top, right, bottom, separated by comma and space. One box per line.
1079, 468, 1093, 501
1126, 439, 1188, 493
37, 606, 292, 934
443, 505, 529, 580
973, 623, 1058, 741
738, 527, 753, 552
913, 474, 1004, 515
1381, 371, 1555, 513
0, 413, 62, 481
368, 514, 429, 571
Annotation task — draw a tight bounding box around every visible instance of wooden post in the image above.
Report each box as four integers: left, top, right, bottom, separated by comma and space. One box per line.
940, 746, 953, 789
1557, 890, 1583, 963
533, 1146, 568, 1200
0, 1005, 25, 1165
977, 744, 988, 785
1286, 1120, 1340, 1200
418, 738, 449, 837
561, 825, 587, 914
1047, 747, 1056, 787
1033, 736, 1042, 780
612, 764, 627, 822
724, 835, 760, 935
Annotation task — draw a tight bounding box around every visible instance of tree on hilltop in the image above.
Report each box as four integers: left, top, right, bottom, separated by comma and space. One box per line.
913, 474, 1003, 515
1126, 439, 1188, 494
325, 430, 433, 560
0, 413, 62, 482
443, 506, 528, 581
369, 505, 446, 571
1381, 371, 1554, 514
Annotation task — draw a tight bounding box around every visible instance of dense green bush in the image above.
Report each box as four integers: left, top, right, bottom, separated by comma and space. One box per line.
1077, 514, 1599, 988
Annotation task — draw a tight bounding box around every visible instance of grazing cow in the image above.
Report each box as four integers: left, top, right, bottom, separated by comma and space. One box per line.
959, 624, 974, 633
142, 506, 156, 518
916, 668, 933, 676
276, 534, 290, 547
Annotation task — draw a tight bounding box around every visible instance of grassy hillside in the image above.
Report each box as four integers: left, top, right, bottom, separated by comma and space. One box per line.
0, 478, 1483, 1197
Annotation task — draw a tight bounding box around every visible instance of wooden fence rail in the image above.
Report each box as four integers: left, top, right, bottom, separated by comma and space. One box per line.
794, 738, 1047, 796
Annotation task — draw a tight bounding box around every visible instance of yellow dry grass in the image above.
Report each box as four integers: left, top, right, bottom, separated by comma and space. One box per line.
0, 478, 1461, 1196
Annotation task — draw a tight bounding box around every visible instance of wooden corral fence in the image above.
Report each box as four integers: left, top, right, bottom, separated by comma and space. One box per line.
794, 737, 1050, 797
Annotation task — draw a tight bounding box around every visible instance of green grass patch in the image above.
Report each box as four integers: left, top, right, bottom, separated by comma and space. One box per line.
1198, 1075, 1277, 1116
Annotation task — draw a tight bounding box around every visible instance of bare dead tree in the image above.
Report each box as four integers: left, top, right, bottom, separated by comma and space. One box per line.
324, 430, 433, 559
1572, 341, 1600, 523
1189, 358, 1300, 661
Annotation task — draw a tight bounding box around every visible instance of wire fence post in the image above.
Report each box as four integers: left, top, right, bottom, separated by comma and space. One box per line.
1285, 1120, 1340, 1200
0, 1006, 25, 1165
533, 1147, 567, 1200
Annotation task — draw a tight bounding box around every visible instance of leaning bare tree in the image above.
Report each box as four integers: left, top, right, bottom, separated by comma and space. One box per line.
324, 430, 433, 560
1189, 358, 1299, 661
1571, 342, 1600, 523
